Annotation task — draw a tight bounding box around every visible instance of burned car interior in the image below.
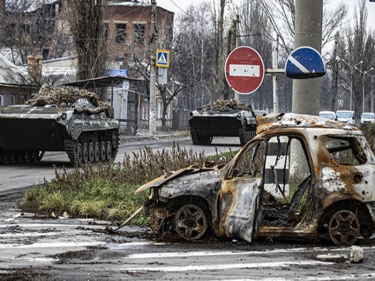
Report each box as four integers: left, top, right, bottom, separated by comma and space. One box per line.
231, 135, 312, 228
136, 113, 375, 246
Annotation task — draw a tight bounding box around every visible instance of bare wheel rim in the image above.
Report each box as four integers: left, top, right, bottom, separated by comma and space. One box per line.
174, 204, 208, 240
100, 141, 106, 162
329, 210, 360, 246
75, 143, 83, 166
106, 141, 112, 160
94, 142, 100, 163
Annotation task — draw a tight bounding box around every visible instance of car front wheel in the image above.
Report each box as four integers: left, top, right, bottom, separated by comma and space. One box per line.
174, 204, 208, 240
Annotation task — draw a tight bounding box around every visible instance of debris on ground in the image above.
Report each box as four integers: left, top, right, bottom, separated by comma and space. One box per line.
316, 254, 348, 263
350, 245, 364, 263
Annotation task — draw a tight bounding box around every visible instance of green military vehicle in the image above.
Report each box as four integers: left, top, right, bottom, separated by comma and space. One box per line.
189, 99, 257, 145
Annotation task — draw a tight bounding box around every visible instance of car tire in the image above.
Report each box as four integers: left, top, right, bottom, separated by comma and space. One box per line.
174, 204, 208, 240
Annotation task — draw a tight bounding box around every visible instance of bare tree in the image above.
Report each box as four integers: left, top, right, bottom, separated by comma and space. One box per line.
64, 0, 108, 80
335, 0, 375, 119
171, 2, 214, 110
0, 0, 69, 64
252, 0, 348, 55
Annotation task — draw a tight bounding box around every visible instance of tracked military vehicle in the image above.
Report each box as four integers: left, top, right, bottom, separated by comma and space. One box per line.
189, 99, 257, 145
0, 84, 120, 166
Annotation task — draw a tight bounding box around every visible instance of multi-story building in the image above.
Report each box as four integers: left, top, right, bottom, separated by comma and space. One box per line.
0, 0, 175, 129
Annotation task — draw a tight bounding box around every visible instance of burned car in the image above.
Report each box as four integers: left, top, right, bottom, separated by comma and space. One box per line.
135, 113, 375, 245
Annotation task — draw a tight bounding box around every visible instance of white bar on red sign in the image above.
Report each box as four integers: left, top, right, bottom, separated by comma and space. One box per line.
229, 64, 260, 77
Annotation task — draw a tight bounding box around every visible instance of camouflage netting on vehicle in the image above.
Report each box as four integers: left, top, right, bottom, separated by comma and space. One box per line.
200, 99, 253, 112
25, 84, 114, 118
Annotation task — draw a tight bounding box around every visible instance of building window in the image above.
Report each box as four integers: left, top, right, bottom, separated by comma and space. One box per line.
22, 24, 31, 35
103, 22, 109, 41
42, 49, 49, 60
157, 102, 162, 119
167, 103, 171, 119
115, 23, 127, 44
134, 23, 145, 44
142, 105, 149, 120
0, 95, 3, 106
10, 95, 15, 105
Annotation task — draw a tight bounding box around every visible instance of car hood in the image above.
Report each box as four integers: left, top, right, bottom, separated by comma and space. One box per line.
134, 163, 219, 195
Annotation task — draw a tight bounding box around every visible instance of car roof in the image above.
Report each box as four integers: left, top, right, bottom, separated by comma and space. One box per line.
319, 111, 335, 114
256, 113, 359, 134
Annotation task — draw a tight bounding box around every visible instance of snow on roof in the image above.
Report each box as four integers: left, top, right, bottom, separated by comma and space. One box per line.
107, 0, 148, 7
0, 54, 36, 86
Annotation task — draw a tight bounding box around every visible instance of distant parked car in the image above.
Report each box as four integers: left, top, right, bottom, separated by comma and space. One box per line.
319, 111, 336, 121
336, 110, 355, 125
360, 112, 375, 125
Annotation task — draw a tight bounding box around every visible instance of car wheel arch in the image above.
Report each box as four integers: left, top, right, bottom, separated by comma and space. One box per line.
318, 199, 373, 241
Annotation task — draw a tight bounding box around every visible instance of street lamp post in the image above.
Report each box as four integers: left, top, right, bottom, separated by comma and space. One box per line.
340, 59, 363, 110
354, 66, 373, 113
364, 69, 375, 112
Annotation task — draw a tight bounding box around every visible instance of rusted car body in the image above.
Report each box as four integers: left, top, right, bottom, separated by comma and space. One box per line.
135, 113, 375, 245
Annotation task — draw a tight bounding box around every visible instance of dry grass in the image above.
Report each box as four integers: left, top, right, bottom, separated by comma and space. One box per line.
20, 142, 232, 225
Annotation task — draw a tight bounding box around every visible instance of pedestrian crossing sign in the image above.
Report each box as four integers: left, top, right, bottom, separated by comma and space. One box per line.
338, 99, 344, 108
156, 49, 170, 68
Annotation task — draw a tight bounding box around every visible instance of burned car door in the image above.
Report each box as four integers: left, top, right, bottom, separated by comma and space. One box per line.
219, 135, 313, 242
218, 140, 266, 242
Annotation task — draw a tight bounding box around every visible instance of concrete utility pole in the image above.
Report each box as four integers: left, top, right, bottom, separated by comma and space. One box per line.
272, 36, 279, 114
149, 0, 157, 134
292, 0, 323, 115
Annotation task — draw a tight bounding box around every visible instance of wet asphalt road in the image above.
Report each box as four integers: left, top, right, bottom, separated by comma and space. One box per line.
1, 205, 375, 281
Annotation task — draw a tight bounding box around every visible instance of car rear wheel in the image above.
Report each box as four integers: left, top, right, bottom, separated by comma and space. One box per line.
174, 204, 208, 240
329, 210, 360, 246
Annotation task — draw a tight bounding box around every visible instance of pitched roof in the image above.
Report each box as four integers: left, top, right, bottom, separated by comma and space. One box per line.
0, 54, 38, 88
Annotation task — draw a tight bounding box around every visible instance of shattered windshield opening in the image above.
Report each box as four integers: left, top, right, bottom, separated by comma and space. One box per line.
322, 136, 367, 165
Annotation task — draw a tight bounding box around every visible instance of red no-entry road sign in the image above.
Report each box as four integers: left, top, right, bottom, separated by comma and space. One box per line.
225, 46, 265, 94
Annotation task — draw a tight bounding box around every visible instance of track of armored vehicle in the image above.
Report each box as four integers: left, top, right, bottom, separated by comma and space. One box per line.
0, 85, 120, 166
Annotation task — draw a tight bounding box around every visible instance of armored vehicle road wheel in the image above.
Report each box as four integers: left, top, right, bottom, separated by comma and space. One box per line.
112, 131, 119, 149
75, 143, 83, 166
94, 142, 100, 163
83, 142, 89, 164
329, 210, 360, 245
88, 142, 95, 163
106, 141, 112, 160
100, 141, 106, 162
31, 150, 44, 162
174, 204, 208, 240
239, 129, 256, 146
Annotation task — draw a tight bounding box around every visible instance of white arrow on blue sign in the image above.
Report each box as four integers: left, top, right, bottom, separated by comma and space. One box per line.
285, 46, 326, 79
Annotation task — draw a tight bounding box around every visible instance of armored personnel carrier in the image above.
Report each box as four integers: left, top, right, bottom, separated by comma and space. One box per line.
189, 99, 256, 145
0, 84, 120, 166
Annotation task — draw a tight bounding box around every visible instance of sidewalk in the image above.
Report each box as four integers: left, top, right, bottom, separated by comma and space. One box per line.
119, 129, 190, 143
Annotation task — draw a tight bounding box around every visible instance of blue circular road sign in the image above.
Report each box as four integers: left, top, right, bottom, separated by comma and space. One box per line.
285, 46, 326, 79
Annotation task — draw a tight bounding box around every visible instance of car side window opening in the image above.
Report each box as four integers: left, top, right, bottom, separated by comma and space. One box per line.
322, 136, 367, 165
232, 140, 266, 178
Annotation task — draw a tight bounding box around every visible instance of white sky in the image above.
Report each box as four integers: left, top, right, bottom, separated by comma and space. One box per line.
156, 0, 375, 29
